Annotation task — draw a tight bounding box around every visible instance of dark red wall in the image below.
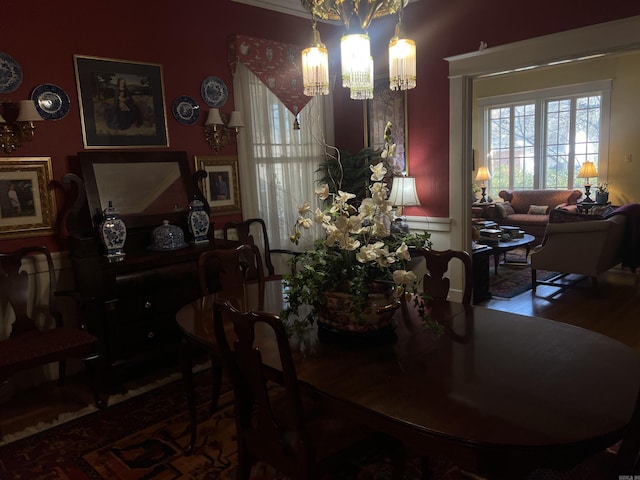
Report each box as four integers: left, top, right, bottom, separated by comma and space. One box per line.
1, 0, 639, 252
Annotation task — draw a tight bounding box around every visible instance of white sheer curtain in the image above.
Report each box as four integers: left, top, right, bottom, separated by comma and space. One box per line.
233, 63, 334, 259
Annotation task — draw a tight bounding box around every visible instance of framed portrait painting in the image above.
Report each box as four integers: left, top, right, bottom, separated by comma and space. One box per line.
195, 155, 241, 215
0, 157, 56, 239
74, 55, 169, 148
365, 77, 408, 174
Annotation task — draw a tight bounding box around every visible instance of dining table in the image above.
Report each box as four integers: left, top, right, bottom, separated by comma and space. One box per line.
176, 281, 640, 478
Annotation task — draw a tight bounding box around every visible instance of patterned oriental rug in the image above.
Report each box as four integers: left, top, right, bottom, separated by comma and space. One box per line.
489, 248, 558, 299
0, 370, 474, 480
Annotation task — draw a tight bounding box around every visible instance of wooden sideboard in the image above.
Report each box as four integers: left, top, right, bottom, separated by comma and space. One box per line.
62, 151, 233, 391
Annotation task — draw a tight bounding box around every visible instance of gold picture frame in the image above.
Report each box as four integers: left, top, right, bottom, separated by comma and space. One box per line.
195, 155, 241, 215
364, 77, 408, 174
0, 157, 56, 239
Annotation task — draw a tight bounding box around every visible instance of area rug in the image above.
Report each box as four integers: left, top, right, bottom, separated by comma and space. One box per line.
0, 369, 472, 480
489, 248, 558, 299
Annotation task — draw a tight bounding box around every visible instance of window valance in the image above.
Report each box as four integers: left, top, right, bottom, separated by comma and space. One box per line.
228, 34, 312, 119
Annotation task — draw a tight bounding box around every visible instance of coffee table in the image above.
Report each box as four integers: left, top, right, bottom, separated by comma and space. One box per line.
489, 233, 536, 274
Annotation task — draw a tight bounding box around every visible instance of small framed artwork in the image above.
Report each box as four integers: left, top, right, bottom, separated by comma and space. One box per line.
365, 77, 408, 174
0, 157, 56, 239
195, 155, 241, 215
74, 54, 169, 148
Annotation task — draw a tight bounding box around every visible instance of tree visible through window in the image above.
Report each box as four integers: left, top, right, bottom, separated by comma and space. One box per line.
481, 82, 610, 194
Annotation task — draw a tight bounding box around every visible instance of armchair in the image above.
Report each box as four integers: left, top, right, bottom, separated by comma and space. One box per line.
530, 215, 626, 292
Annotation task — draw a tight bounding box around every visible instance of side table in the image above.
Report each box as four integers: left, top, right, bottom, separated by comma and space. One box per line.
472, 244, 492, 303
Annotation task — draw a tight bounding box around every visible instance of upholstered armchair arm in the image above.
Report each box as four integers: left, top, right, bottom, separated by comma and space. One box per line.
531, 216, 625, 277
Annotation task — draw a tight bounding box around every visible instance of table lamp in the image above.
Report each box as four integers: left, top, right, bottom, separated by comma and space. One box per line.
577, 161, 598, 202
388, 175, 420, 233
474, 166, 492, 203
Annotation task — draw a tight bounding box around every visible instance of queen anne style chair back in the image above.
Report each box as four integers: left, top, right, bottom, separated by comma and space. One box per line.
0, 246, 103, 410
181, 244, 267, 453
223, 218, 299, 281
197, 244, 265, 311
213, 300, 404, 480
417, 248, 473, 305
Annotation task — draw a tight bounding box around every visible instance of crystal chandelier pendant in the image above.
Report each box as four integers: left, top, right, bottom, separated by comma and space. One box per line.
389, 17, 416, 91
340, 32, 370, 88
349, 56, 374, 100
302, 20, 330, 96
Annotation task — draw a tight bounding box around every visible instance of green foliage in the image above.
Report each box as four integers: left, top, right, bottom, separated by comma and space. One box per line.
317, 147, 383, 202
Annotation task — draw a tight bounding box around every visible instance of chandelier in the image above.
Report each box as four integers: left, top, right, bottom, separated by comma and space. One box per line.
301, 0, 416, 99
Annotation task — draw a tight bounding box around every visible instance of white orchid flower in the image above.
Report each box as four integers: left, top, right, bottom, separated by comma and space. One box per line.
393, 269, 416, 286
300, 217, 313, 229
396, 242, 411, 261
337, 190, 356, 204
298, 201, 311, 215
315, 184, 330, 200
370, 162, 387, 182
314, 208, 329, 224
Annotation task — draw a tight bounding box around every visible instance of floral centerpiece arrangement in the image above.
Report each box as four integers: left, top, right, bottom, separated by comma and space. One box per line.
280, 153, 439, 334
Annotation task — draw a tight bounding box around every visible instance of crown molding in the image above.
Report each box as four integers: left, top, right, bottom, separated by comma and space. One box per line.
231, 0, 310, 19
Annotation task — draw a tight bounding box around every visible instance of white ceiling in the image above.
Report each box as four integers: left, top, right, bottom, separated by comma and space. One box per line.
231, 0, 312, 19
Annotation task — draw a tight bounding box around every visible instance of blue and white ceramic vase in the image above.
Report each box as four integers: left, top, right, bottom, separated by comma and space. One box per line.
187, 197, 210, 244
99, 201, 127, 262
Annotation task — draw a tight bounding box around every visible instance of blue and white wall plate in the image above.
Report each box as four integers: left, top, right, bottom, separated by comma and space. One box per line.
201, 76, 228, 108
31, 84, 70, 121
0, 52, 23, 93
172, 96, 200, 125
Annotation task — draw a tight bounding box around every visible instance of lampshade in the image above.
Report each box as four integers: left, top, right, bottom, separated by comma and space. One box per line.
577, 161, 598, 180
205, 108, 224, 126
227, 111, 244, 128
302, 21, 330, 97
388, 176, 420, 207
389, 17, 416, 91
474, 165, 492, 183
16, 100, 42, 122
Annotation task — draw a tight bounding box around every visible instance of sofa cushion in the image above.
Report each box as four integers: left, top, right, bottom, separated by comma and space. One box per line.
494, 201, 514, 220
528, 205, 549, 215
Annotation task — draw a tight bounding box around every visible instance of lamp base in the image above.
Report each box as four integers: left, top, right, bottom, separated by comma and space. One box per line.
480, 186, 487, 203
583, 184, 594, 202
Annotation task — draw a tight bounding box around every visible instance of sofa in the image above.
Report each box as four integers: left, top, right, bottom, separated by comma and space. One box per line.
530, 212, 627, 292
493, 189, 583, 243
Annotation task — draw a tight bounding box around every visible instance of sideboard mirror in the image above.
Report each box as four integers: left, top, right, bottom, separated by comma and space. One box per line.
79, 151, 197, 230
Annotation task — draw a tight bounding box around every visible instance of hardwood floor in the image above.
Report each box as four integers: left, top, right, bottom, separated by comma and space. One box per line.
2, 266, 639, 442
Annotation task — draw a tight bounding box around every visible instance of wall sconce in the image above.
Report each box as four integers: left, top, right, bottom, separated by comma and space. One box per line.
0, 100, 43, 153
203, 108, 244, 151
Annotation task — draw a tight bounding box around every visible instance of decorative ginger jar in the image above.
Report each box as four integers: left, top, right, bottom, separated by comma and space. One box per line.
187, 197, 210, 244
99, 201, 127, 262
148, 220, 188, 251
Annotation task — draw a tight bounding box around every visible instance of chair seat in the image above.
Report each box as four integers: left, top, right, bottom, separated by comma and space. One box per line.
0, 327, 97, 375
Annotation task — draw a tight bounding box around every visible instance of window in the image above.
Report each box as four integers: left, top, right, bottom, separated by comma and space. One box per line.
479, 80, 611, 193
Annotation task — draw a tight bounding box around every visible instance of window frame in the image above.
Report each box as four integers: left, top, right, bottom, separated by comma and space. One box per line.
477, 79, 611, 192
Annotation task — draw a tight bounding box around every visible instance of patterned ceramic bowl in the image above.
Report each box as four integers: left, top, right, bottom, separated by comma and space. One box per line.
148, 220, 188, 251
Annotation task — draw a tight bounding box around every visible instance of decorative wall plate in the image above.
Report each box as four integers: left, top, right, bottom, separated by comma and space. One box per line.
201, 76, 228, 108
172, 96, 200, 125
0, 52, 23, 93
31, 84, 71, 121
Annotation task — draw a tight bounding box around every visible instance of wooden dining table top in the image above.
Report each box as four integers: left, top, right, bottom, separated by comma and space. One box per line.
176, 284, 640, 476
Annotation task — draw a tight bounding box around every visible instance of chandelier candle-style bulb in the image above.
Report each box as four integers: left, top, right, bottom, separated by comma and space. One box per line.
389, 16, 416, 91
302, 20, 330, 96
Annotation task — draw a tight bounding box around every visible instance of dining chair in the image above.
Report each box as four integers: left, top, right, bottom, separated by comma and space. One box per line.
213, 299, 405, 480
0, 246, 104, 412
223, 218, 299, 281
415, 248, 473, 305
182, 244, 266, 454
